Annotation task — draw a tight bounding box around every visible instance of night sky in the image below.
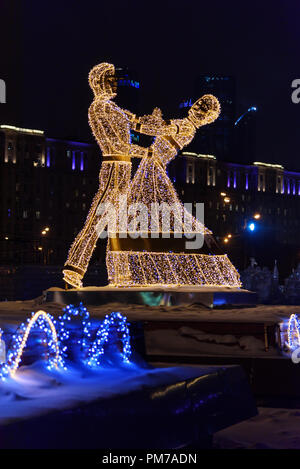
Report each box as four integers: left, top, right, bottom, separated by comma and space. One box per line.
2, 0, 300, 169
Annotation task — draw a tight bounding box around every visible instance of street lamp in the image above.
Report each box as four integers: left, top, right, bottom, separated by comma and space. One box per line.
248, 222, 256, 232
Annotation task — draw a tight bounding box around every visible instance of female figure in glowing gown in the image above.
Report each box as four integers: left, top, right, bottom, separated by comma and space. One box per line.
63, 62, 241, 288
107, 97, 241, 287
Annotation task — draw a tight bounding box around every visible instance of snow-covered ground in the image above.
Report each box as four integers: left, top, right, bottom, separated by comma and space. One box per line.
0, 361, 214, 426
145, 326, 278, 357
0, 297, 296, 358
0, 297, 299, 325
214, 407, 300, 449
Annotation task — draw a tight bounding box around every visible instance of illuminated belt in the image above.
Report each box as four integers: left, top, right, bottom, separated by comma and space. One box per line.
102, 154, 132, 162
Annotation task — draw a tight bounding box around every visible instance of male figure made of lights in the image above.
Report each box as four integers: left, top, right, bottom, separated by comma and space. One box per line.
63, 63, 241, 289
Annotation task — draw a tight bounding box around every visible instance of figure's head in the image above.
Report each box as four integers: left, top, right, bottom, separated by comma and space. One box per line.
188, 94, 220, 128
88, 62, 117, 99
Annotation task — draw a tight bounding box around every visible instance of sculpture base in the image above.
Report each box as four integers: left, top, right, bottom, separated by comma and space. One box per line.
44, 285, 257, 308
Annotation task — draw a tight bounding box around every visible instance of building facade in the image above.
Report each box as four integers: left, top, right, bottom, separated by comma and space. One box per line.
169, 152, 300, 274
0, 125, 100, 266
1, 123, 300, 277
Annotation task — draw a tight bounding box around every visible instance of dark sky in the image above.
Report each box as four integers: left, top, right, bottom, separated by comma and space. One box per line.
2, 0, 300, 169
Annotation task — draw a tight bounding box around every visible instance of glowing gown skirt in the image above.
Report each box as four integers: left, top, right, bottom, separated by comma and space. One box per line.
106, 156, 241, 287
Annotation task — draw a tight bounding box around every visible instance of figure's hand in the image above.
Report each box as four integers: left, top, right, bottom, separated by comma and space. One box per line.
188, 94, 220, 128
139, 107, 165, 128
138, 107, 177, 136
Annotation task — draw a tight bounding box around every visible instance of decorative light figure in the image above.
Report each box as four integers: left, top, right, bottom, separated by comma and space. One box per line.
86, 312, 131, 368
0, 328, 5, 364
62, 62, 241, 289
0, 310, 64, 380
57, 302, 91, 359
286, 314, 300, 350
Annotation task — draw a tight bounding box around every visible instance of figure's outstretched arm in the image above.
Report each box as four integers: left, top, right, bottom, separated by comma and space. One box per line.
124, 107, 178, 137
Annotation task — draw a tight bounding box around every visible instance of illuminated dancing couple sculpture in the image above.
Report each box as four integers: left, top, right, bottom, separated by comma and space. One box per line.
63, 62, 241, 289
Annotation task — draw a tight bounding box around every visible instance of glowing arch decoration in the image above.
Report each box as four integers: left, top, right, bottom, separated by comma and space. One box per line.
57, 302, 91, 358
0, 310, 65, 380
286, 314, 300, 350
86, 312, 131, 368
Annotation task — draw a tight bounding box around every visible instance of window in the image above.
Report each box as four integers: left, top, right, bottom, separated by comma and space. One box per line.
186, 162, 194, 184
46, 147, 51, 167
23, 210, 28, 219
36, 211, 40, 219
276, 174, 283, 194
258, 171, 265, 192
207, 166, 215, 186
5, 141, 16, 163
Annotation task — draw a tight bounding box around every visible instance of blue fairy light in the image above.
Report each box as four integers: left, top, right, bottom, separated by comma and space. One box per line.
85, 311, 131, 368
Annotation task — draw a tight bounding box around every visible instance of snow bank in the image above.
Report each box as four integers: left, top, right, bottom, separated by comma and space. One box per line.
214, 407, 300, 449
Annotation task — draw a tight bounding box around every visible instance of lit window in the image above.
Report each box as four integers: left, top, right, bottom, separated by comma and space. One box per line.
186, 162, 194, 184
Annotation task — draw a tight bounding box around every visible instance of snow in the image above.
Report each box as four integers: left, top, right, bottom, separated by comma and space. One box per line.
214, 407, 300, 449
0, 361, 222, 426
145, 327, 276, 357
0, 297, 295, 359
0, 297, 299, 325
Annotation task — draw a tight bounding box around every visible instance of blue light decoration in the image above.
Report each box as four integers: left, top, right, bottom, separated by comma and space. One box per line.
86, 312, 131, 368
286, 314, 300, 350
0, 310, 65, 380
57, 302, 91, 359
0, 306, 132, 380
0, 328, 5, 364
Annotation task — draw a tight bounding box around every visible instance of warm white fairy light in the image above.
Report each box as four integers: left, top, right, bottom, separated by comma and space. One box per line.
0, 310, 64, 379
63, 62, 241, 289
